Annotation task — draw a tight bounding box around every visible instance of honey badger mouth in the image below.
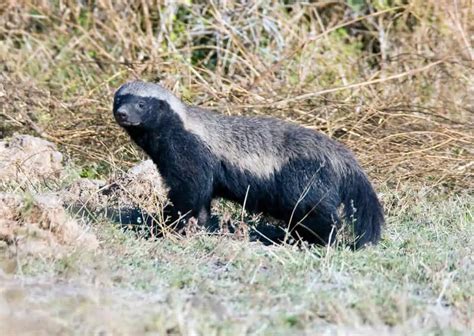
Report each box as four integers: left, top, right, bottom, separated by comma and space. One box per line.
115, 118, 141, 127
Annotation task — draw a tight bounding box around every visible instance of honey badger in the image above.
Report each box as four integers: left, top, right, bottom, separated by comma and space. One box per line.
113, 81, 384, 249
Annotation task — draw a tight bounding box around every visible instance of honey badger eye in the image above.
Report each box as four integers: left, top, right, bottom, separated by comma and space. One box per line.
137, 101, 145, 109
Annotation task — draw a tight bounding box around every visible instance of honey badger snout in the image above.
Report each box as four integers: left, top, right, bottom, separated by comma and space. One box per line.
113, 99, 142, 126
115, 107, 128, 121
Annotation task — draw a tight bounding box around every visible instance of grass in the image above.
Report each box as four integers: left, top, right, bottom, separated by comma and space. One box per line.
2, 188, 472, 334
0, 0, 473, 334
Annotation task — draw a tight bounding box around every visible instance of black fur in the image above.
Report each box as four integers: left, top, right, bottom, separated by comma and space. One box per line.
113, 82, 384, 249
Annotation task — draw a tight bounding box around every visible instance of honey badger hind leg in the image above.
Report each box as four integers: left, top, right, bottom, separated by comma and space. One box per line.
197, 203, 211, 226
288, 205, 342, 246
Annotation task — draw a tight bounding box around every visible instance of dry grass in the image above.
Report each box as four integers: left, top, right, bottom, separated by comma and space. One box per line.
1, 0, 472, 189
0, 1, 473, 334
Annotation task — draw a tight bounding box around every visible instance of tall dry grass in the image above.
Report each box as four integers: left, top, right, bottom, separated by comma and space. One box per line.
0, 0, 472, 190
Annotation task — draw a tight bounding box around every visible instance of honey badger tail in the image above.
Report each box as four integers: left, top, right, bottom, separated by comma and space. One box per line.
342, 171, 384, 249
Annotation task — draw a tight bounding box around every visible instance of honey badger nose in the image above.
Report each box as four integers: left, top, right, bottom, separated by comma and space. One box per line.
115, 107, 128, 120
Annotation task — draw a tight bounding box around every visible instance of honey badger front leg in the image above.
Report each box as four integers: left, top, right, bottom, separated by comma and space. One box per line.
161, 166, 213, 230
162, 196, 211, 230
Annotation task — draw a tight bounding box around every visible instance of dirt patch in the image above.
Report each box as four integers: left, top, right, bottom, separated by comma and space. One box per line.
61, 178, 108, 210
64, 159, 168, 214
0, 134, 98, 257
0, 274, 171, 335
0, 134, 169, 254
0, 134, 63, 188
0, 192, 97, 257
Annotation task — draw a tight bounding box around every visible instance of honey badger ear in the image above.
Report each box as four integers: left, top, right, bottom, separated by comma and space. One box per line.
157, 99, 170, 110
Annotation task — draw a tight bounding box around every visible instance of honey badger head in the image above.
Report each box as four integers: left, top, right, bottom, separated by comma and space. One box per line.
113, 81, 187, 128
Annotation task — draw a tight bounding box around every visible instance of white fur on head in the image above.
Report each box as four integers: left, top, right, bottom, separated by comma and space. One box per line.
116, 81, 188, 123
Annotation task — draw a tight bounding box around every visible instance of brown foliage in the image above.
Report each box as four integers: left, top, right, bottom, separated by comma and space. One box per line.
0, 1, 472, 190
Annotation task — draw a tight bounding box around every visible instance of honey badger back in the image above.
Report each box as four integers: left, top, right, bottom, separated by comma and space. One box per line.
113, 81, 384, 248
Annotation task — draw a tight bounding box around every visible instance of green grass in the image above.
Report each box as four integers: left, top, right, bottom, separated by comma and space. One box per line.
2, 188, 472, 335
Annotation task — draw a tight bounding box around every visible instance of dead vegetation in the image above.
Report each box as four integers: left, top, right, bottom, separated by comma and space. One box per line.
0, 0, 472, 190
